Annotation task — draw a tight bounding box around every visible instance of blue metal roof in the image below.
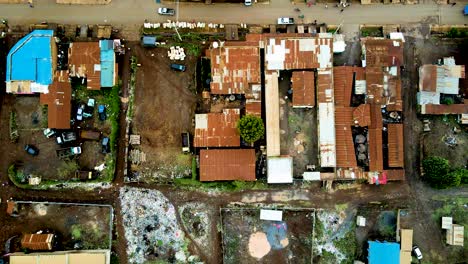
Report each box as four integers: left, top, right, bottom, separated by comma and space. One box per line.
464, 5, 468, 15
6, 30, 54, 85
142, 36, 156, 46
99, 40, 115, 87
368, 241, 400, 264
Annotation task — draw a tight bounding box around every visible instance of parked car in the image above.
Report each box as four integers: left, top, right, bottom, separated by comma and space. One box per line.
80, 130, 101, 140
412, 246, 423, 260
56, 132, 77, 145
158, 7, 175, 16
244, 0, 252, 6
56, 146, 81, 159
98, 105, 106, 121
43, 128, 55, 138
76, 105, 84, 121
101, 137, 110, 154
24, 145, 39, 156
171, 63, 186, 72
277, 17, 295, 25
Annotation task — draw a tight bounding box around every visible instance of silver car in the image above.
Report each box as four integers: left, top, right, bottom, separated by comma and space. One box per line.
158, 7, 175, 16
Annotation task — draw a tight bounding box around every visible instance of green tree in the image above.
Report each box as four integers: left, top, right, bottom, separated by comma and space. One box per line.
237, 115, 265, 144
454, 168, 468, 184
422, 156, 454, 189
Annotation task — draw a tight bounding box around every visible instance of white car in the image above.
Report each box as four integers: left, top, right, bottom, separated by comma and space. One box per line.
157, 7, 175, 16
244, 0, 252, 6
277, 17, 295, 25
412, 246, 423, 260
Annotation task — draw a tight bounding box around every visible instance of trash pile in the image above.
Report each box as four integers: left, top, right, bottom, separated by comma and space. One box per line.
120, 187, 187, 263
168, 46, 186, 61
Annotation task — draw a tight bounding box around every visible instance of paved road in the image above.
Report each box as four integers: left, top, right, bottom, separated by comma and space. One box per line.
0, 0, 467, 27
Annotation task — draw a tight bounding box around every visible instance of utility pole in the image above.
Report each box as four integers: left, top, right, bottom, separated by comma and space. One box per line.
174, 0, 182, 41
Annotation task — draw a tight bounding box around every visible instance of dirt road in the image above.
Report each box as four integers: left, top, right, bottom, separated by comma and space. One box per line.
0, 0, 466, 35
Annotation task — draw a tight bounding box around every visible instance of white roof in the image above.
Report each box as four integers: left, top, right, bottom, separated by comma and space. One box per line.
390, 32, 405, 42
267, 156, 293, 183
319, 102, 336, 167
303, 171, 321, 181
442, 217, 453, 229
260, 209, 283, 221
417, 91, 440, 105
265, 73, 281, 157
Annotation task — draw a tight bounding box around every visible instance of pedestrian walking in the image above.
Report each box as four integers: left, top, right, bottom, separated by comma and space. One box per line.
451, 2, 456, 6
325, 4, 328, 8
340, 8, 344, 12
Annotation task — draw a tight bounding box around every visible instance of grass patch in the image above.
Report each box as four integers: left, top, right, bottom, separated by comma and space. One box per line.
335, 203, 349, 212
174, 178, 268, 192
9, 111, 19, 142
334, 224, 357, 263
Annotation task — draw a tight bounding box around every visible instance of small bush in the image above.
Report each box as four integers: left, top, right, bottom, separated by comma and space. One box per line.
237, 115, 265, 144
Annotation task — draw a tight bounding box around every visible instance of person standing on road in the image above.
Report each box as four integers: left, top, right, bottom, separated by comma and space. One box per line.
340, 8, 344, 12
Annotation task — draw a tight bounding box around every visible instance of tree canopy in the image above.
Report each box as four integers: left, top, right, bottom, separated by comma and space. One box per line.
237, 115, 265, 144
422, 156, 465, 189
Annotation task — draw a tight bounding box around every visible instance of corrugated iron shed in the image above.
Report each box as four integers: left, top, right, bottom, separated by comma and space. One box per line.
387, 124, 404, 168
209, 44, 260, 94
21, 234, 54, 250
333, 66, 354, 106
292, 71, 315, 107
39, 80, 72, 129
194, 108, 240, 147
422, 103, 468, 114
68, 42, 101, 90
362, 38, 404, 67
199, 149, 256, 181
335, 106, 357, 168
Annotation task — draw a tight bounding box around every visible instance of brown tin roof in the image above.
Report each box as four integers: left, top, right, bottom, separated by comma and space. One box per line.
335, 106, 357, 168
353, 104, 371, 127
199, 149, 256, 181
333, 66, 354, 106
246, 101, 262, 118
422, 103, 468, 114
368, 128, 383, 172
21, 234, 54, 251
40, 80, 72, 129
209, 44, 260, 94
194, 109, 240, 147
292, 71, 315, 107
362, 38, 404, 67
384, 169, 405, 181
317, 69, 333, 103
68, 42, 101, 90
387, 124, 404, 168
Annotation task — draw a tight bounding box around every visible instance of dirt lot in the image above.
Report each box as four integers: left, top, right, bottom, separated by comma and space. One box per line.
221, 208, 314, 264
129, 45, 198, 182
4, 201, 112, 251
422, 116, 467, 168
278, 71, 318, 177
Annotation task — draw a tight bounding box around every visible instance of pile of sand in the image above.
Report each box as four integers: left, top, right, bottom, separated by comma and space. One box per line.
248, 232, 271, 260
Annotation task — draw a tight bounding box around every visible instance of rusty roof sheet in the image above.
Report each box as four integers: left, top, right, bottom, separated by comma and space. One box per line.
265, 36, 333, 70
419, 65, 438, 92
209, 45, 260, 94
333, 66, 354, 106
422, 103, 468, 114
194, 108, 240, 147
40, 80, 71, 129
68, 42, 101, 90
353, 104, 371, 127
369, 104, 383, 129
384, 169, 405, 181
366, 67, 385, 105
292, 71, 315, 107
335, 106, 357, 168
21, 234, 54, 251
317, 69, 333, 103
368, 128, 383, 172
387, 124, 404, 168
246, 101, 262, 118
199, 149, 256, 181
362, 38, 404, 67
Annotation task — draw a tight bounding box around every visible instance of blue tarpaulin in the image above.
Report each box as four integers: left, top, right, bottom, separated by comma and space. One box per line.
368, 241, 400, 264
464, 5, 468, 15
99, 40, 115, 88
6, 30, 53, 85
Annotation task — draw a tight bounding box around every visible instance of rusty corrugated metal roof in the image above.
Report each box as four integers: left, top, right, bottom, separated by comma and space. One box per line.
246, 101, 262, 118
419, 65, 438, 92
21, 234, 54, 251
368, 128, 383, 172
353, 104, 371, 127
335, 106, 357, 168
292, 71, 315, 107
40, 80, 71, 129
333, 66, 354, 106
199, 149, 256, 181
387, 123, 404, 168
194, 108, 240, 147
422, 103, 468, 114
68, 42, 101, 90
317, 69, 333, 103
369, 104, 383, 129
362, 38, 404, 67
209, 44, 260, 94
384, 169, 405, 181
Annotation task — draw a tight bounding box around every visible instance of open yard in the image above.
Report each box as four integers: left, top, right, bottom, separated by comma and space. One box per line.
128, 45, 198, 183
278, 71, 318, 177
221, 208, 314, 264
4, 201, 113, 252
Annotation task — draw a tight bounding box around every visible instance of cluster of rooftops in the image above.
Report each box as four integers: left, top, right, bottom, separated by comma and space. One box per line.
196, 32, 412, 184
5, 30, 119, 129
